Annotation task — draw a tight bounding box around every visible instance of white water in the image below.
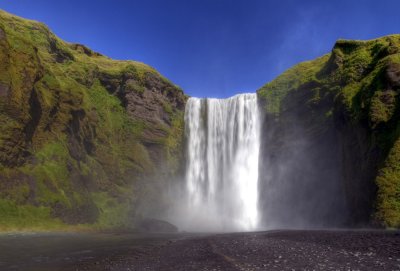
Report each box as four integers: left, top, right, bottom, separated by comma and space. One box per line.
182, 93, 261, 231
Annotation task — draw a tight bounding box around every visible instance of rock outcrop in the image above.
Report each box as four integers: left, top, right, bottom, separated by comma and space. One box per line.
258, 35, 400, 228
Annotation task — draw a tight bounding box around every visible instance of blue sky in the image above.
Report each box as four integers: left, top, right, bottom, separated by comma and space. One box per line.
1, 0, 400, 98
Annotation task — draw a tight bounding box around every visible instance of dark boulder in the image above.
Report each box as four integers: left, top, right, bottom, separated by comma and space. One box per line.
136, 218, 178, 233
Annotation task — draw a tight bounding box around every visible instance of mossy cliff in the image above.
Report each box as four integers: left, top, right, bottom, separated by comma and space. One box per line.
258, 35, 400, 228
0, 10, 186, 230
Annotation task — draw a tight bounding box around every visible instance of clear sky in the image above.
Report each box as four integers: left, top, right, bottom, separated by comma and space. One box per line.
1, 0, 400, 98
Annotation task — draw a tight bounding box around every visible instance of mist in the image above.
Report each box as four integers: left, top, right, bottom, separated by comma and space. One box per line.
166, 92, 349, 232
258, 92, 349, 229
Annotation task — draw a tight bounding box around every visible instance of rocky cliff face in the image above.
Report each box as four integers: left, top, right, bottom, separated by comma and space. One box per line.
258, 35, 400, 228
0, 10, 186, 230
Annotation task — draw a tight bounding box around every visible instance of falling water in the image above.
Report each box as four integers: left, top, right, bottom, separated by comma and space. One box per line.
183, 93, 260, 231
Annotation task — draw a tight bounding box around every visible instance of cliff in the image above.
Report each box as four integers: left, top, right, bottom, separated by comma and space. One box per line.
258, 35, 400, 228
1, 9, 400, 231
0, 10, 186, 230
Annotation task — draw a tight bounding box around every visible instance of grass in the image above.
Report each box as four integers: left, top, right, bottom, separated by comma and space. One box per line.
258, 54, 330, 114
91, 191, 133, 229
0, 199, 65, 231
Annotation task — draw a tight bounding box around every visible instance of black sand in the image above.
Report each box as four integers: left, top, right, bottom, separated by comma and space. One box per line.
1, 230, 399, 270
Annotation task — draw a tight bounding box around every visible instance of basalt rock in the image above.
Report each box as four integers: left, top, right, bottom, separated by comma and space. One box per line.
136, 218, 178, 233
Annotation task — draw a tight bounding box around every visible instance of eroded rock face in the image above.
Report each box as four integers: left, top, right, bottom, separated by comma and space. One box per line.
121, 73, 185, 126
386, 63, 400, 88
98, 69, 185, 124
0, 82, 9, 97
0, 27, 6, 40
259, 84, 348, 229
334, 102, 379, 225
97, 68, 186, 171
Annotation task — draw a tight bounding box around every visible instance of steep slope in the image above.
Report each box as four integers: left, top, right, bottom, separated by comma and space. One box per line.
258, 35, 400, 228
0, 10, 186, 230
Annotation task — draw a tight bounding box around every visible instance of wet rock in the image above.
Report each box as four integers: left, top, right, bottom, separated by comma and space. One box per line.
136, 218, 178, 233
0, 27, 5, 40
0, 82, 9, 96
386, 62, 400, 89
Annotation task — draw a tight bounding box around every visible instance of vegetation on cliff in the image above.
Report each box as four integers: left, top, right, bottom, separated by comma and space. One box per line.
258, 34, 400, 227
0, 10, 186, 231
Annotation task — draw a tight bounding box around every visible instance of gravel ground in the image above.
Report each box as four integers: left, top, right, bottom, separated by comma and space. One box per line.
1, 230, 399, 271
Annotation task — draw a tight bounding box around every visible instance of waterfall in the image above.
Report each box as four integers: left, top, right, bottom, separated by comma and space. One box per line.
183, 93, 261, 231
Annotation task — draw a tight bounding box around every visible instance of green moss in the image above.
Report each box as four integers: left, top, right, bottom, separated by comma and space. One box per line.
0, 198, 65, 231
91, 192, 132, 229
165, 111, 185, 174
18, 140, 73, 208
163, 101, 173, 114
376, 139, 400, 227
258, 54, 330, 114
369, 90, 397, 127
125, 80, 145, 94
